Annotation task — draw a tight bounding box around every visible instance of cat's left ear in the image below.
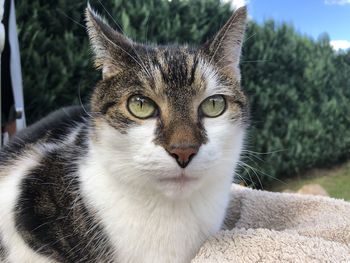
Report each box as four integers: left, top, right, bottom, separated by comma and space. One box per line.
85, 4, 134, 78
201, 6, 247, 76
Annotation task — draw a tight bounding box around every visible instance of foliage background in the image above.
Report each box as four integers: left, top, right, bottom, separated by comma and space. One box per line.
15, 0, 350, 185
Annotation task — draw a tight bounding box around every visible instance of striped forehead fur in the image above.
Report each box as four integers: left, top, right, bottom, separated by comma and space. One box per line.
86, 7, 244, 86
139, 51, 224, 94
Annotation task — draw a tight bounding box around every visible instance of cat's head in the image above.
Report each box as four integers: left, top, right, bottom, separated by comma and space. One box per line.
85, 5, 248, 198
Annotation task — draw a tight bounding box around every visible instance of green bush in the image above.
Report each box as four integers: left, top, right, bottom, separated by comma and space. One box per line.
241, 21, 350, 184
15, 0, 350, 185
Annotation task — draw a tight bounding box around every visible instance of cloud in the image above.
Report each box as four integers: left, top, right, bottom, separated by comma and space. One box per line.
222, 0, 250, 8
325, 0, 350, 5
330, 40, 350, 51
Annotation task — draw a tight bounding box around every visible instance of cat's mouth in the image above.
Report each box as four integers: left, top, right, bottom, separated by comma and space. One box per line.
158, 173, 198, 184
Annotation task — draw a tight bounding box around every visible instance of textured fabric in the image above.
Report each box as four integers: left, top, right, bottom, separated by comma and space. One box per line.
193, 185, 350, 262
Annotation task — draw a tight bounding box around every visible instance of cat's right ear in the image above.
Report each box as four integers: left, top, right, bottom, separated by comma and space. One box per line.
200, 6, 247, 78
85, 4, 134, 78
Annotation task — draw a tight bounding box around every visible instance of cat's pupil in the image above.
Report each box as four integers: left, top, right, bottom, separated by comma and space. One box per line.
139, 99, 143, 109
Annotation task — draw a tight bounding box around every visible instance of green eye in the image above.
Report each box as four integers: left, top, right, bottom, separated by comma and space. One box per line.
200, 95, 226, 117
127, 95, 157, 119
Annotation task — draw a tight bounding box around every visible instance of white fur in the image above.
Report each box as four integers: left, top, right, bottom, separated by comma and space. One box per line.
198, 59, 235, 98
80, 111, 245, 263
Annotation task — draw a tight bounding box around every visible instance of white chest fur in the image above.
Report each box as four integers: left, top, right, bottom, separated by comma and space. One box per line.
79, 154, 233, 263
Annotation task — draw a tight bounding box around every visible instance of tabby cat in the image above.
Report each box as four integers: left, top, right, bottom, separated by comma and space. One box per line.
0, 5, 248, 263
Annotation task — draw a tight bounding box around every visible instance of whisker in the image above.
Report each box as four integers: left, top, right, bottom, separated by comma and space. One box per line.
234, 171, 249, 187
244, 32, 257, 43
78, 82, 94, 119
237, 161, 256, 188
242, 149, 286, 155
241, 151, 264, 163
209, 11, 240, 65
100, 33, 151, 78
241, 59, 269, 63
238, 160, 263, 189
95, 0, 152, 78
239, 160, 287, 185
96, 0, 123, 32
57, 9, 87, 29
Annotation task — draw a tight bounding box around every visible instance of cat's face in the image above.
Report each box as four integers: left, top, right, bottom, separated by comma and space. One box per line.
86, 6, 248, 198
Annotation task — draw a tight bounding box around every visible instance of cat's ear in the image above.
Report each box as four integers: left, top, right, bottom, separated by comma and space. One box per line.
85, 5, 134, 78
201, 6, 247, 76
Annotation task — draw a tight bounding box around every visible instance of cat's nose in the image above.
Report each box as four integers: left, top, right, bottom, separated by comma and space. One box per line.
167, 145, 199, 168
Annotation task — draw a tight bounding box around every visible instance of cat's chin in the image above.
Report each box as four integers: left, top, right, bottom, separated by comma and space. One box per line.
155, 172, 203, 199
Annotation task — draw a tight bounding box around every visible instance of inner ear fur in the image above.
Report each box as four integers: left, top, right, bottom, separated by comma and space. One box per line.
201, 6, 247, 76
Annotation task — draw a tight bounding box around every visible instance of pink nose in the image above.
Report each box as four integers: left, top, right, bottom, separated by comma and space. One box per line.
168, 145, 199, 168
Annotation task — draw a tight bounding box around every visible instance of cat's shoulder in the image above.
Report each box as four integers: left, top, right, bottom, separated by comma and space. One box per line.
15, 105, 88, 144
0, 105, 90, 172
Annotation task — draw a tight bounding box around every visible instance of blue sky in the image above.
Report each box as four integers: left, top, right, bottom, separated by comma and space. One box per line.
228, 0, 350, 50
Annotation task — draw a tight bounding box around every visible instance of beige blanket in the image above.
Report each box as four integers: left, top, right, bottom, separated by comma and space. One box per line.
193, 185, 350, 262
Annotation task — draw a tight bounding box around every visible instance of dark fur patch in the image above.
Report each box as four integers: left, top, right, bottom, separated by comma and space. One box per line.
0, 234, 7, 261
15, 132, 113, 262
0, 106, 88, 166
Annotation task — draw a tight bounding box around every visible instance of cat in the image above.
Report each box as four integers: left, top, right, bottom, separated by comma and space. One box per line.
0, 4, 248, 263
